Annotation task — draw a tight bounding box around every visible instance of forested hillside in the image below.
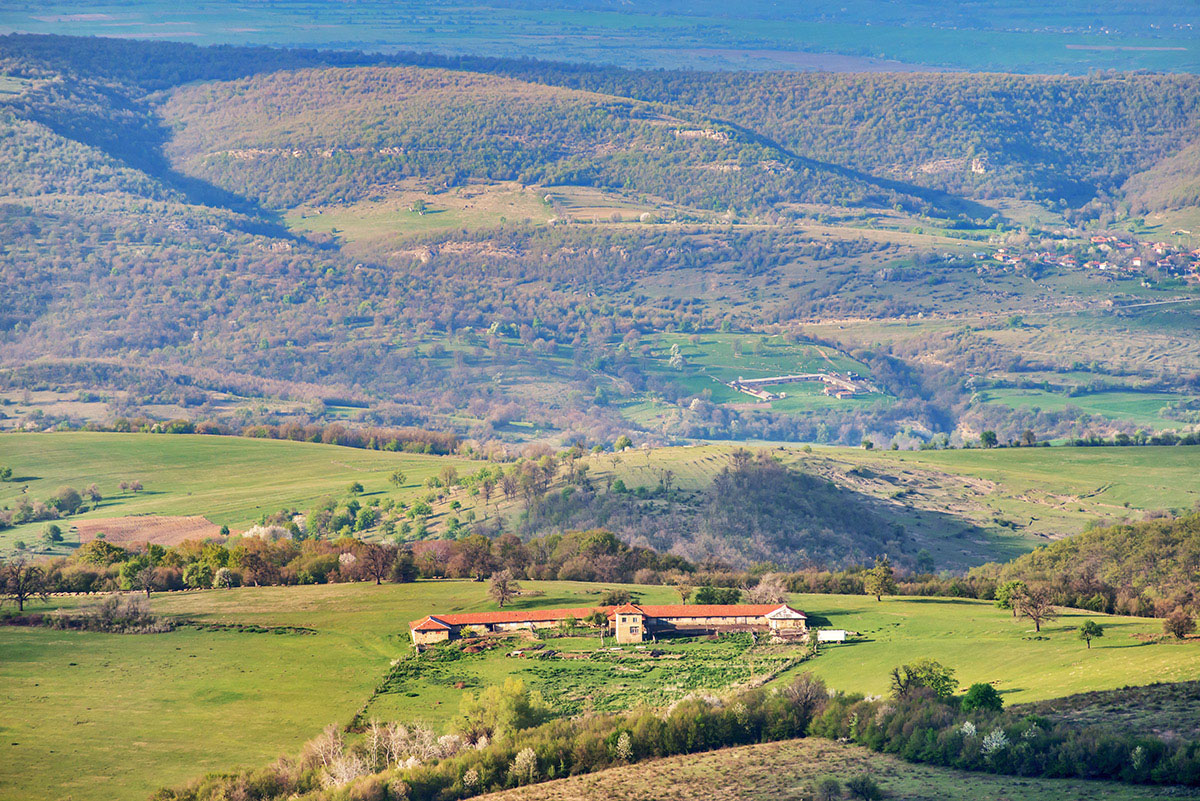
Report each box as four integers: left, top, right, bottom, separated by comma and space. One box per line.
1, 34, 1198, 447
973, 513, 1200, 615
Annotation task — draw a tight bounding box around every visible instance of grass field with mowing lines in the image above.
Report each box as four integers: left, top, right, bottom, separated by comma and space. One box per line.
4, 581, 1197, 801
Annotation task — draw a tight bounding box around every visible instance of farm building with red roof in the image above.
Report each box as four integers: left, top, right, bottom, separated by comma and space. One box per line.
409, 602, 806, 646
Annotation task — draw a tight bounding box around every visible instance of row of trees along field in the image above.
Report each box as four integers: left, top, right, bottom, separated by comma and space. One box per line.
3, 510, 1197, 631
151, 666, 1200, 800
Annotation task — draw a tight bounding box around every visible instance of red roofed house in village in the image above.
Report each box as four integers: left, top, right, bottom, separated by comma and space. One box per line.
409, 603, 807, 646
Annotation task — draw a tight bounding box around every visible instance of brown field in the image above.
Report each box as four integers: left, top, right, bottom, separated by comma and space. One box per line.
74, 515, 224, 545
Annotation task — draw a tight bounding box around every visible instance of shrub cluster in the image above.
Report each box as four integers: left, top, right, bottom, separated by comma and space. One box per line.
811, 689, 1200, 786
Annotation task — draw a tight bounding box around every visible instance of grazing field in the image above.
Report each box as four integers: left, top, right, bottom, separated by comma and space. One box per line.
73, 515, 222, 545
976, 388, 1197, 429
564, 442, 1200, 565
4, 581, 1198, 801
4, 433, 1200, 565
481, 737, 1199, 801
285, 182, 555, 248
0, 432, 473, 551
1019, 681, 1200, 741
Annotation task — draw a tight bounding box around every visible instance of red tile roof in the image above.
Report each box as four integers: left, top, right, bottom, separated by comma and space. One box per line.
411, 616, 452, 631
409, 603, 803, 630
409, 606, 606, 629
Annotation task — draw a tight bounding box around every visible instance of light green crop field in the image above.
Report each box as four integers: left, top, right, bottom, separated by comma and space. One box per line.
3, 581, 1197, 801
484, 737, 1197, 801
0, 432, 474, 551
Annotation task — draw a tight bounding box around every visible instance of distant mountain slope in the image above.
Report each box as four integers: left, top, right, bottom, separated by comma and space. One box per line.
159, 65, 908, 212
478, 67, 1200, 207
1123, 137, 1200, 213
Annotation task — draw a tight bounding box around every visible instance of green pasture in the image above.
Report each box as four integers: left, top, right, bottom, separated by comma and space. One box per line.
976, 388, 1196, 428
858, 445, 1200, 515
3, 580, 1197, 801
0, 432, 473, 551
644, 333, 866, 383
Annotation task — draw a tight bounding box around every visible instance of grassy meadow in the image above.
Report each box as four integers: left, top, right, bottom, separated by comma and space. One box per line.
0, 432, 473, 550
4, 580, 1199, 801
4, 433, 1200, 565
482, 737, 1200, 801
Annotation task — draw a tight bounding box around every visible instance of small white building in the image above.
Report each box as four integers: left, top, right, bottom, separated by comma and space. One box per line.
817, 629, 848, 643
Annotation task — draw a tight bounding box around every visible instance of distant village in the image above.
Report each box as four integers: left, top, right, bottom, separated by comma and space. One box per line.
985, 233, 1200, 283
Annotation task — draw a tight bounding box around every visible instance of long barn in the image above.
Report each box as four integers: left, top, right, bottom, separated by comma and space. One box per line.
410, 602, 807, 645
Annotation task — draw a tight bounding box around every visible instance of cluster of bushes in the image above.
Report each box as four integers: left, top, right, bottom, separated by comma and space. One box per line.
4, 594, 171, 633
153, 662, 1200, 801
1070, 431, 1200, 447
153, 674, 829, 801
0, 484, 100, 531
813, 688, 1200, 786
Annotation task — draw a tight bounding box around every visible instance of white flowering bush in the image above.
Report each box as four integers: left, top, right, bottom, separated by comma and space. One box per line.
511, 747, 539, 784
616, 731, 633, 761
960, 720, 976, 737
982, 727, 1009, 756
462, 768, 480, 791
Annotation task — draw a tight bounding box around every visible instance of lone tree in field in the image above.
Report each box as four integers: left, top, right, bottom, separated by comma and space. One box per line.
864, 555, 897, 601
1016, 585, 1058, 632
0, 557, 48, 612
1164, 607, 1197, 640
488, 569, 521, 608
890, 658, 957, 700
675, 583, 693, 604
388, 470, 407, 488
994, 579, 1027, 617
361, 543, 397, 585
1078, 620, 1105, 649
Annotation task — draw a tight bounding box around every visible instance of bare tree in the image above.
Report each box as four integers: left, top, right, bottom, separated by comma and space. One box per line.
130, 564, 158, 598
675, 582, 694, 604
1016, 585, 1058, 633
488, 569, 522, 608
746, 573, 789, 604
361, 543, 398, 585
0, 557, 49, 612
